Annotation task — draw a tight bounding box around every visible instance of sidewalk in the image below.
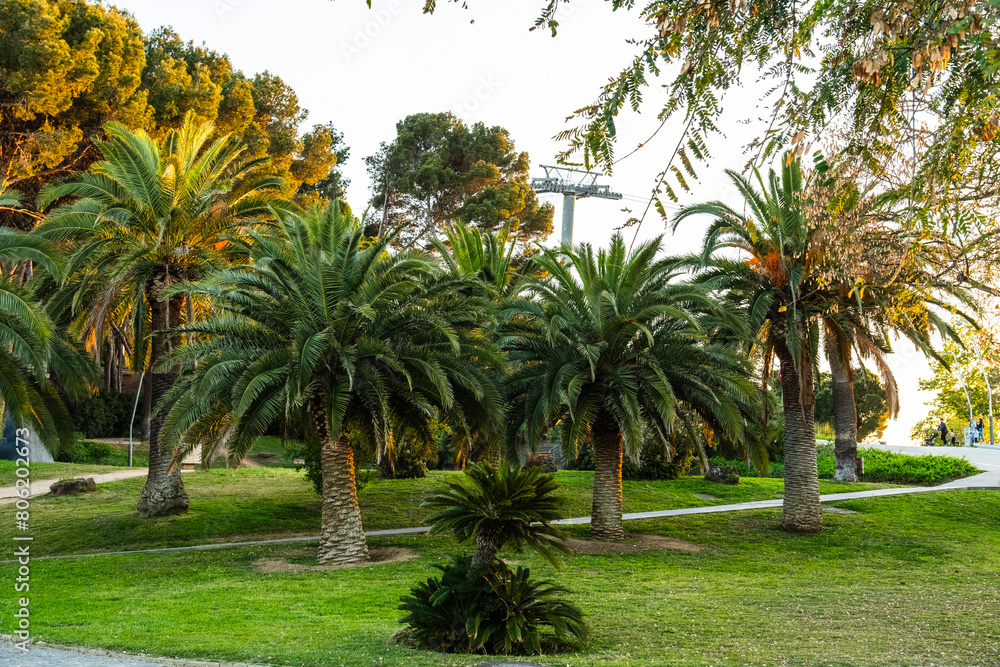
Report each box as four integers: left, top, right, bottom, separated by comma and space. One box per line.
0, 637, 266, 667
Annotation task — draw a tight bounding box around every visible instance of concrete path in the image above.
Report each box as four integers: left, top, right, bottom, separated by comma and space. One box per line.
0, 469, 149, 505
0, 637, 265, 666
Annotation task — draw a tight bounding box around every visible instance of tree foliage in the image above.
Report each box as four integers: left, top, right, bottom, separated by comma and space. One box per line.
366, 112, 553, 249
0, 1, 348, 230
420, 0, 1000, 268
911, 318, 999, 441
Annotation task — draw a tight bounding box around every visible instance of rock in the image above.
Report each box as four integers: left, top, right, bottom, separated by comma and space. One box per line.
704, 465, 739, 485
49, 478, 97, 496
523, 452, 558, 473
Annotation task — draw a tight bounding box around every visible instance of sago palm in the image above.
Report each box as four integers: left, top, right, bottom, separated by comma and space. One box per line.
34, 114, 285, 517
501, 234, 759, 540
160, 202, 503, 564
424, 460, 569, 570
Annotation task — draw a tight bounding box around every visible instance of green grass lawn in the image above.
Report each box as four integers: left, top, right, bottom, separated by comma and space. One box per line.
0, 460, 138, 486
6, 489, 999, 666
0, 467, 899, 557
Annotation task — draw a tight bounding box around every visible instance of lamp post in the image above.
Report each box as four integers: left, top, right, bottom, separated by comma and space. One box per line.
971, 340, 995, 446
952, 352, 975, 445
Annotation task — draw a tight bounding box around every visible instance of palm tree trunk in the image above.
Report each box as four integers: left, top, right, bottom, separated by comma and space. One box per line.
472, 525, 501, 571
774, 333, 823, 533
315, 399, 369, 565
590, 412, 625, 541
826, 336, 859, 482
137, 277, 189, 518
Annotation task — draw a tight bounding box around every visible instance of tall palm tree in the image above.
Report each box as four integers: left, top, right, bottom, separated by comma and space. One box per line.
675, 158, 833, 532
159, 202, 503, 564
501, 234, 759, 540
34, 114, 285, 517
821, 270, 972, 480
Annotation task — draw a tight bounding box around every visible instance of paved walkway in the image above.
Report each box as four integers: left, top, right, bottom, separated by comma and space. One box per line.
0, 637, 265, 666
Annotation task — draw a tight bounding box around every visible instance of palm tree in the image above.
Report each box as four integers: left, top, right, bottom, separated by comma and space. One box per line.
501, 234, 759, 540
432, 223, 532, 301
431, 223, 537, 465
0, 220, 95, 454
820, 270, 972, 480
159, 202, 503, 564
34, 114, 285, 517
424, 460, 569, 571
675, 158, 833, 532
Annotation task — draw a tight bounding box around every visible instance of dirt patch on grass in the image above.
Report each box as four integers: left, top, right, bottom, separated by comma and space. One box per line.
255, 546, 417, 573
567, 533, 703, 555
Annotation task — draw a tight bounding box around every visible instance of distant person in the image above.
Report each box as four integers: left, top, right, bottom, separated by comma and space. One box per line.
949, 429, 957, 446
971, 419, 980, 444
939, 418, 949, 445
979, 417, 986, 439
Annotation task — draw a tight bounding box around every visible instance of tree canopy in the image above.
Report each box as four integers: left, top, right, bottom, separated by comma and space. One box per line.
366, 112, 553, 249
0, 1, 348, 230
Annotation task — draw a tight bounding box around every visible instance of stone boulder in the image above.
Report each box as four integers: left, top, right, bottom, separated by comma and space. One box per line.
523, 453, 558, 474
50, 478, 97, 496
704, 465, 739, 485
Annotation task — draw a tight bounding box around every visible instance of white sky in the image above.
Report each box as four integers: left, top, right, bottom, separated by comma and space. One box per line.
115, 0, 935, 444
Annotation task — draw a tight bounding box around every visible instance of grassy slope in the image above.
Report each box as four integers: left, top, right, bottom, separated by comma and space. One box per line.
0, 468, 898, 557
0, 460, 136, 485
7, 490, 999, 666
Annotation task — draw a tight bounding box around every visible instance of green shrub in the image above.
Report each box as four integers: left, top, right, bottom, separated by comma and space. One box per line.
816, 442, 836, 479
62, 391, 140, 439
378, 441, 430, 479
624, 438, 698, 481
398, 556, 586, 655
856, 448, 981, 485
58, 438, 148, 467
567, 437, 697, 481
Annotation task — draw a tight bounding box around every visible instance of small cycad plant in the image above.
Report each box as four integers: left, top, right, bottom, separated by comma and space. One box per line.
397, 461, 587, 655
